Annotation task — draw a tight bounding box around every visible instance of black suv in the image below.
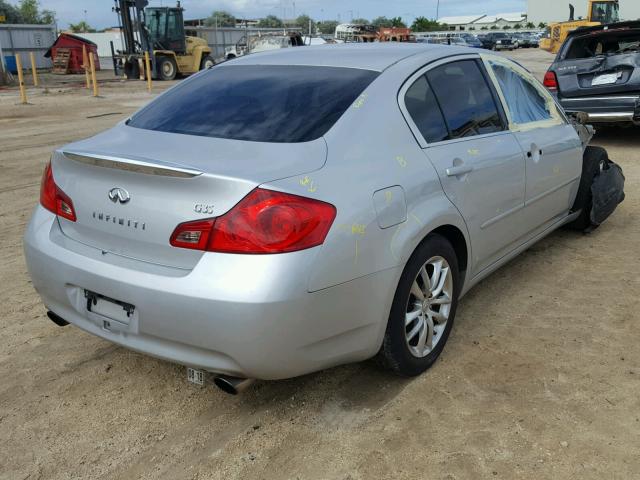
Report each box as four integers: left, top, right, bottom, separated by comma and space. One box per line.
479, 32, 514, 51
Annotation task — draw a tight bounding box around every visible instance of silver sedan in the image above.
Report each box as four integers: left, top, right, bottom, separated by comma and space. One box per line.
23, 43, 615, 392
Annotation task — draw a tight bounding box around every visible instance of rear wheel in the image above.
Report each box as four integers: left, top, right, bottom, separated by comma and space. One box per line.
378, 234, 460, 377
200, 55, 215, 70
157, 56, 177, 81
567, 146, 608, 232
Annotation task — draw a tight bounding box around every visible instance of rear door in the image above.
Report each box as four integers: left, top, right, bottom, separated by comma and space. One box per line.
400, 57, 527, 274
484, 55, 583, 230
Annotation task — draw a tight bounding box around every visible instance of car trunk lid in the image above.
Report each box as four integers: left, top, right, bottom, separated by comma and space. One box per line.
52, 124, 327, 269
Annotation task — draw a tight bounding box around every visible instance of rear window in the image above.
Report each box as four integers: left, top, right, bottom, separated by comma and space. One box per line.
564, 31, 640, 59
127, 65, 379, 143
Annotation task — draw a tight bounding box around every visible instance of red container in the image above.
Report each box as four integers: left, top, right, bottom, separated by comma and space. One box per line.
45, 33, 100, 73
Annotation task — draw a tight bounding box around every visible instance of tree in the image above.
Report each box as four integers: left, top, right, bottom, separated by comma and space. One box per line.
18, 0, 39, 23
390, 16, 406, 28
525, 21, 536, 29
69, 21, 95, 33
504, 25, 512, 30
480, 26, 488, 30
538, 22, 547, 28
371, 16, 393, 28
204, 10, 236, 27
410, 16, 441, 32
0, 0, 24, 23
295, 14, 315, 32
513, 23, 522, 29
257, 15, 283, 28
317, 20, 339, 35
5, 0, 56, 24
490, 25, 499, 30
352, 18, 369, 24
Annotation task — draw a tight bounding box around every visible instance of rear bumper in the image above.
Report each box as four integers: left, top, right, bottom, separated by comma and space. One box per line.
559, 94, 640, 124
23, 207, 398, 380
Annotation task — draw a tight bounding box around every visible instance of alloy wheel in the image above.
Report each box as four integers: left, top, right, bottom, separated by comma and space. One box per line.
404, 256, 453, 358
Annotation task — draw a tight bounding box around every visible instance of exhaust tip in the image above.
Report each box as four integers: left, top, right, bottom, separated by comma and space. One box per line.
47, 311, 69, 327
213, 375, 254, 395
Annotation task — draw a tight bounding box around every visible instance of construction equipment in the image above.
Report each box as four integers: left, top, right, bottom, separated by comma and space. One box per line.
112, 0, 214, 81
540, 0, 620, 53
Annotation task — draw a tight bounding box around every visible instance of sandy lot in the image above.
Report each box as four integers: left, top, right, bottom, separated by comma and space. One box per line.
1, 49, 639, 480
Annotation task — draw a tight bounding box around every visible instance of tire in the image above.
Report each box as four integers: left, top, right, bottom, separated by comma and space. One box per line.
566, 146, 608, 232
157, 56, 177, 81
378, 234, 460, 377
123, 60, 140, 80
200, 55, 215, 70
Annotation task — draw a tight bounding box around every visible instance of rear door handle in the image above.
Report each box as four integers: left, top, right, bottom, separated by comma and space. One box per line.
446, 165, 474, 176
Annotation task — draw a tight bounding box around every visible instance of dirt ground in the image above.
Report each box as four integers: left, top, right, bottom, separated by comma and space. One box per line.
1, 49, 639, 480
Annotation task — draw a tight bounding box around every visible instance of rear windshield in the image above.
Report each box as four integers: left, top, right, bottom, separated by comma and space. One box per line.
127, 65, 379, 143
564, 30, 640, 59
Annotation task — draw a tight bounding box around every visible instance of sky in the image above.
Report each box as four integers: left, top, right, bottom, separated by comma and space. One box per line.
12, 0, 527, 29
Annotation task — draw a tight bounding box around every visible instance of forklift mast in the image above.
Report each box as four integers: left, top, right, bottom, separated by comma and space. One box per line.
113, 0, 150, 55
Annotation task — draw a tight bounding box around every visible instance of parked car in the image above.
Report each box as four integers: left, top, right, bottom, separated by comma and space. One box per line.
544, 21, 640, 125
24, 44, 624, 394
526, 33, 540, 48
479, 32, 515, 50
459, 33, 483, 48
511, 32, 530, 48
225, 32, 304, 60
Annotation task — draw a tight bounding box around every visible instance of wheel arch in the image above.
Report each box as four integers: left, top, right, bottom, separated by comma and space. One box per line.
429, 224, 468, 284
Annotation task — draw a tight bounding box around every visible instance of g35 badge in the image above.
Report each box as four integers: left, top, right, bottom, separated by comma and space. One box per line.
194, 204, 215, 214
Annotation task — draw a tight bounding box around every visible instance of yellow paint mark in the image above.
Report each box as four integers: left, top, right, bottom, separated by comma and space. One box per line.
553, 166, 560, 174
395, 155, 407, 168
385, 191, 393, 203
351, 224, 366, 235
390, 222, 406, 262
353, 93, 368, 109
409, 213, 423, 227
467, 148, 480, 156
299, 176, 317, 193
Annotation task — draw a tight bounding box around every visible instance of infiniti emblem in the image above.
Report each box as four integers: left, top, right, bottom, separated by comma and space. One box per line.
108, 187, 130, 204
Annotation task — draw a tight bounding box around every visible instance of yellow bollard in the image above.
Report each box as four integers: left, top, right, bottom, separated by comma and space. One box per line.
89, 52, 99, 97
29, 52, 39, 86
82, 45, 90, 89
15, 53, 27, 104
144, 51, 152, 93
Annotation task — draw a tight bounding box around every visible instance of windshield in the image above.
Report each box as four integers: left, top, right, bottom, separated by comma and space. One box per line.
128, 65, 379, 143
591, 2, 620, 23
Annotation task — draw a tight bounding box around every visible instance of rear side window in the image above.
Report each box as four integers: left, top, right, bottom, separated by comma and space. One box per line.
404, 75, 449, 143
426, 60, 504, 139
128, 65, 379, 143
489, 61, 553, 124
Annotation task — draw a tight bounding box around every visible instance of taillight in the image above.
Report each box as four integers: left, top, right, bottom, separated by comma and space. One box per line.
40, 162, 77, 222
170, 188, 336, 254
543, 71, 558, 91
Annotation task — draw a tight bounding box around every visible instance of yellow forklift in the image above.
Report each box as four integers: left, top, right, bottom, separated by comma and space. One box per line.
112, 0, 214, 80
540, 0, 620, 54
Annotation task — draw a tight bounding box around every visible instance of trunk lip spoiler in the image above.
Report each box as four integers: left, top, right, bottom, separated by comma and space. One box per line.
61, 151, 203, 178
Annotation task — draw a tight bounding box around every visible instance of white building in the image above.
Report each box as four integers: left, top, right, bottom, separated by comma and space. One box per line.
437, 12, 528, 31
527, 0, 640, 25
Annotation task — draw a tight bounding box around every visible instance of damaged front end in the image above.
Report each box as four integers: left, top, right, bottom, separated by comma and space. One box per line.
546, 21, 640, 125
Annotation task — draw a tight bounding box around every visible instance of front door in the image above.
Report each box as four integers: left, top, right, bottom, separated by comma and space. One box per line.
484, 56, 583, 230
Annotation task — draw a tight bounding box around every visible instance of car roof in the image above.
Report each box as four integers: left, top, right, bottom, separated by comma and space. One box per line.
221, 43, 474, 72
